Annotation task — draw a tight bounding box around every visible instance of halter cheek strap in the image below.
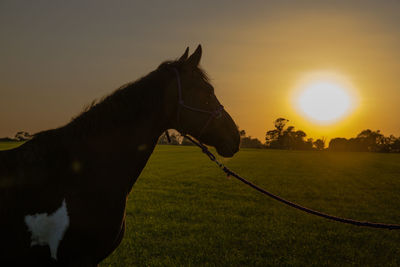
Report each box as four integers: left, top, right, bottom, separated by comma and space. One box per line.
170, 68, 224, 140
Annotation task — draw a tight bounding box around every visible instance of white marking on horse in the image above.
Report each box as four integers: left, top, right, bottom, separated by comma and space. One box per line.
24, 199, 69, 260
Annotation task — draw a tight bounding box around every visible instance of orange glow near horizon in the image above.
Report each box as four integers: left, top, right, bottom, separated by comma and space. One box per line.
281, 71, 363, 141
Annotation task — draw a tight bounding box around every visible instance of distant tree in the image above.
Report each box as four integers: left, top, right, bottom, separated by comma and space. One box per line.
356, 129, 385, 152
265, 129, 280, 147
392, 137, 400, 152
280, 126, 294, 149
304, 138, 314, 150
238, 127, 264, 148
313, 138, 324, 150
266, 118, 289, 148
274, 118, 289, 135
265, 118, 313, 150
313, 138, 325, 150
329, 137, 349, 151
240, 136, 264, 148
293, 130, 308, 150
14, 131, 32, 141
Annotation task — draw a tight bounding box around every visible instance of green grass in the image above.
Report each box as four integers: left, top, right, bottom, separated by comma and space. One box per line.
0, 141, 24, 150
100, 146, 400, 266
2, 143, 399, 265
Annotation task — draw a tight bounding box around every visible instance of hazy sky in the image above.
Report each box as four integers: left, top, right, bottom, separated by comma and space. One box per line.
1, 1, 400, 141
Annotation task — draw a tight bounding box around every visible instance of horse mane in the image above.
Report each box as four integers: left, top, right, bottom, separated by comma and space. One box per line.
32, 58, 210, 142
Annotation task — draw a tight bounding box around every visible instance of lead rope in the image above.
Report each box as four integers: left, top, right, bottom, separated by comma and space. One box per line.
182, 135, 400, 230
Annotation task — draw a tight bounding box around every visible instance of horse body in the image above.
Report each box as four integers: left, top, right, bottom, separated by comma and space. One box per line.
1, 81, 164, 266
0, 45, 240, 266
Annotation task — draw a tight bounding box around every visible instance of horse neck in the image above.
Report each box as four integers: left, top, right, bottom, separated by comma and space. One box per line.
69, 70, 170, 141
40, 70, 172, 194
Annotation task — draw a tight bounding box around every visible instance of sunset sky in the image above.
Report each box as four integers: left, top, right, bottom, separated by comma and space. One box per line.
1, 1, 400, 141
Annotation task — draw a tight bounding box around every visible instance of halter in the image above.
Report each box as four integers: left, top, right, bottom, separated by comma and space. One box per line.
171, 68, 224, 139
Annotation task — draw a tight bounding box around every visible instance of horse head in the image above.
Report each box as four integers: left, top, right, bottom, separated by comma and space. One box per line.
163, 45, 240, 157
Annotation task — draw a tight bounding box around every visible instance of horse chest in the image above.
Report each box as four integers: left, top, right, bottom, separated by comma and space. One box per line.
20, 196, 125, 263
24, 199, 70, 260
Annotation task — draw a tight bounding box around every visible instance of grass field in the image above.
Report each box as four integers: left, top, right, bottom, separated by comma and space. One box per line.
0, 141, 25, 151
2, 142, 400, 266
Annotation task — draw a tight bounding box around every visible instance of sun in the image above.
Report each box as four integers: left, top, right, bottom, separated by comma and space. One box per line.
297, 81, 352, 123
291, 72, 358, 125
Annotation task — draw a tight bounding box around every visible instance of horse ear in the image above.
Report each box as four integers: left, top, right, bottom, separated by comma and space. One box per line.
187, 44, 202, 67
178, 47, 189, 62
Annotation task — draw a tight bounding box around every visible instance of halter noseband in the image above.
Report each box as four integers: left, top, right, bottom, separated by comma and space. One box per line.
172, 68, 224, 139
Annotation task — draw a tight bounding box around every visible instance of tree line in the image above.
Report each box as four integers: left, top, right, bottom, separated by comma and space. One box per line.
0, 131, 32, 142
240, 117, 400, 153
3, 123, 400, 153
329, 129, 400, 152
264, 118, 325, 150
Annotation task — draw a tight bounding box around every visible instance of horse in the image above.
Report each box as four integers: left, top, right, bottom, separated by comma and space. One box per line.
0, 45, 240, 266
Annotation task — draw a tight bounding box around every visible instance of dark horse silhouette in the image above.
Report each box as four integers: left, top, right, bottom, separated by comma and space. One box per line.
0, 45, 240, 266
